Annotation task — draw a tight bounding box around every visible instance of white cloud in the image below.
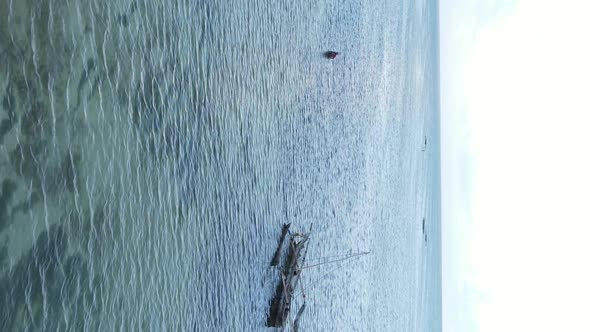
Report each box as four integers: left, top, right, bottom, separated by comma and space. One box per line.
441, 0, 590, 331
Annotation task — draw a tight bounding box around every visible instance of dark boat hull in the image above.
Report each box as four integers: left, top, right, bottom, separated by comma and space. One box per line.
271, 224, 291, 266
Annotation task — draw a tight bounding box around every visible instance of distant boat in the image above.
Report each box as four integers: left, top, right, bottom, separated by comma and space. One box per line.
422, 136, 427, 151
323, 51, 339, 59
422, 218, 427, 244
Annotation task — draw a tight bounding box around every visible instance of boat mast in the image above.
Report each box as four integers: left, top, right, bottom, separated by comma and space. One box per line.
300, 251, 371, 270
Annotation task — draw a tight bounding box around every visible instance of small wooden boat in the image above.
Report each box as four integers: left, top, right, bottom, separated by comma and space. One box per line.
267, 229, 309, 328
266, 224, 369, 329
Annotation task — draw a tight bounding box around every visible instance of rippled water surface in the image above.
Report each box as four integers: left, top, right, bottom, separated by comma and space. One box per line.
1, 0, 440, 331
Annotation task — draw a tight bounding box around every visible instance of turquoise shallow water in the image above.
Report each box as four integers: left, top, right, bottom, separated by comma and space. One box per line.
0, 0, 440, 331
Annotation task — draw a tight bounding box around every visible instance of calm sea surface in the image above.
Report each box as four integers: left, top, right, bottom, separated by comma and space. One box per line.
0, 0, 440, 331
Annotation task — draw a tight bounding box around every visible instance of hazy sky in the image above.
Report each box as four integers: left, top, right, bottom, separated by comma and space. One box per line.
440, 0, 590, 331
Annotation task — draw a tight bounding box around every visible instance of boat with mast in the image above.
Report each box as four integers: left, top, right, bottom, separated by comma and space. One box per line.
266, 224, 370, 329
267, 228, 310, 328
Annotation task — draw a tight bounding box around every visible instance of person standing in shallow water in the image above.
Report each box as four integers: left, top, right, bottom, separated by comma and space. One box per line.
323, 51, 339, 59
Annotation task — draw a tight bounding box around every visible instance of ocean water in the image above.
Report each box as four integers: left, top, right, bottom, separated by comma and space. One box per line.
0, 0, 440, 331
